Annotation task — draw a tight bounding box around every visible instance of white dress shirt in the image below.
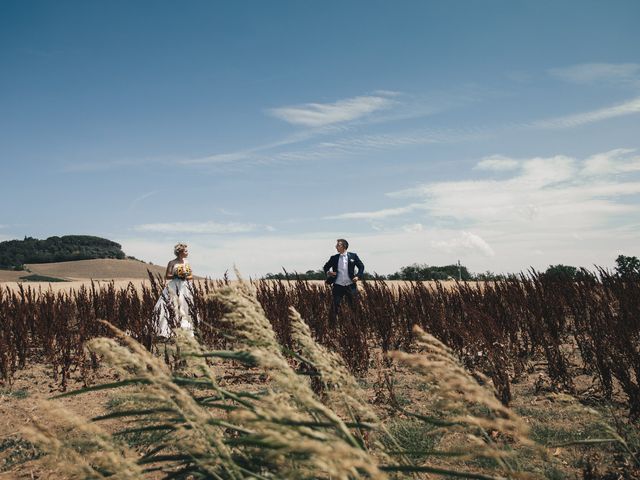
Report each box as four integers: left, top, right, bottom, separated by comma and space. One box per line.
335, 252, 352, 286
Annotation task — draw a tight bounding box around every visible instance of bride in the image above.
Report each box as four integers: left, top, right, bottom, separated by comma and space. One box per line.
154, 243, 195, 338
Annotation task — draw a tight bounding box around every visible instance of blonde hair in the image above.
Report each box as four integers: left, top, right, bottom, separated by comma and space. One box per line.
173, 243, 188, 257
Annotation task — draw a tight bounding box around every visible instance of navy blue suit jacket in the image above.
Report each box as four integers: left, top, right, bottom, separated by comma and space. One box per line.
323, 252, 365, 285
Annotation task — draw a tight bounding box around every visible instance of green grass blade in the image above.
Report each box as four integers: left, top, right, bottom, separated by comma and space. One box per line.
114, 424, 178, 436
92, 408, 176, 421
186, 350, 257, 366
552, 438, 619, 447
52, 378, 152, 398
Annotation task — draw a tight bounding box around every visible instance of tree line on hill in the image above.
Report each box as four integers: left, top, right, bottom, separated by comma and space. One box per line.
264, 264, 492, 281
542, 255, 640, 280
263, 255, 640, 281
0, 235, 126, 270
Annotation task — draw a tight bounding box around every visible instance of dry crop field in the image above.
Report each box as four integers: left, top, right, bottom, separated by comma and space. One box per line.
0, 259, 167, 284
0, 272, 639, 479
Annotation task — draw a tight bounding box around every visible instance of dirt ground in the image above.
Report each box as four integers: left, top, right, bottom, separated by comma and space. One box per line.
0, 343, 636, 479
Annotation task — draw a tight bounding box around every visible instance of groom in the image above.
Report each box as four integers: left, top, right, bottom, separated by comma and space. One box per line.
323, 238, 365, 316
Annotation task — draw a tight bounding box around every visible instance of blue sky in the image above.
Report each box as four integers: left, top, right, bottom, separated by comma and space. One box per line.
2, 1, 640, 277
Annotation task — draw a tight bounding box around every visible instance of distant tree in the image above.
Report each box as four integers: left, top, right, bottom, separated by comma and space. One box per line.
387, 263, 472, 281
543, 264, 591, 281
369, 272, 387, 281
263, 269, 326, 281
544, 264, 578, 281
615, 254, 640, 278
473, 271, 506, 281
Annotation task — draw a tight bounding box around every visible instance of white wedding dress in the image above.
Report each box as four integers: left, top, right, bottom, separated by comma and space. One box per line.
154, 262, 195, 337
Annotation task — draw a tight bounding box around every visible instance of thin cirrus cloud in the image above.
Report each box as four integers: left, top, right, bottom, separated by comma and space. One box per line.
474, 155, 520, 171
271, 93, 640, 161
181, 126, 490, 169
127, 191, 158, 211
267, 93, 397, 127
65, 80, 640, 173
324, 203, 427, 221
531, 96, 640, 129
188, 95, 640, 168
134, 221, 264, 234
548, 62, 640, 85
203, 94, 640, 167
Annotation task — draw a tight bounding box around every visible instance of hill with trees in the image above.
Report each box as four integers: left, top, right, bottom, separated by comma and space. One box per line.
264, 264, 487, 281
263, 255, 640, 282
386, 263, 472, 281
0, 235, 126, 270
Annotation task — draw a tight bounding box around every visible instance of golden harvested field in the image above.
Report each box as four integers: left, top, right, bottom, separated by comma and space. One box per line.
0, 258, 166, 282
0, 259, 474, 293
0, 279, 156, 293
0, 259, 167, 292
0, 270, 25, 282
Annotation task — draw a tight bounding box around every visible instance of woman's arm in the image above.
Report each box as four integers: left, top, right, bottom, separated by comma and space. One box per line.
164, 261, 174, 280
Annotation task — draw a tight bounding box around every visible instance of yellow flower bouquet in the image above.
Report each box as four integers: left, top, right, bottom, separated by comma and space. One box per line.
174, 264, 192, 280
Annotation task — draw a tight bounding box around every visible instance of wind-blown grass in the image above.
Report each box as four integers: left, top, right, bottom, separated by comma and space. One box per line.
20, 279, 541, 479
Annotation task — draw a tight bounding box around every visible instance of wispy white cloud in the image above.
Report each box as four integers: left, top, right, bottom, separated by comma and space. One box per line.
178, 126, 346, 166
387, 150, 640, 232
179, 127, 491, 170
63, 156, 169, 172
128, 191, 158, 210
181, 95, 640, 169
431, 232, 495, 257
475, 155, 520, 171
371, 89, 402, 97
581, 148, 640, 176
549, 62, 640, 85
217, 207, 239, 216
268, 93, 396, 127
134, 221, 263, 234
65, 80, 640, 174
324, 203, 426, 220
531, 96, 640, 129
315, 126, 490, 151
402, 223, 424, 233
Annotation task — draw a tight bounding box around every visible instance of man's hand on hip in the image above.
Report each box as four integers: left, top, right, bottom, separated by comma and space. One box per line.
327, 271, 337, 277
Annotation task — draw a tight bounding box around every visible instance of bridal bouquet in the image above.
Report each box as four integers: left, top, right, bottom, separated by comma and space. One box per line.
174, 264, 192, 280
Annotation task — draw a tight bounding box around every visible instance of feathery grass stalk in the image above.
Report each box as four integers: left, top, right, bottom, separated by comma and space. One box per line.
389, 325, 537, 473
86, 325, 246, 479
211, 280, 387, 479
23, 400, 144, 479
